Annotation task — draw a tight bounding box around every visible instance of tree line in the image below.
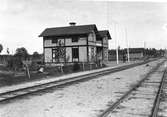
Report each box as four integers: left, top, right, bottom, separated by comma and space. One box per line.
108, 48, 165, 57
0, 47, 42, 71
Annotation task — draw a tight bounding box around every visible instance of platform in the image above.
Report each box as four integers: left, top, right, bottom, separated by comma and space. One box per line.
0, 61, 137, 94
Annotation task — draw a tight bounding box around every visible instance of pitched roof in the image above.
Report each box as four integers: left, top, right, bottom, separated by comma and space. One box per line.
99, 30, 111, 39
39, 24, 98, 37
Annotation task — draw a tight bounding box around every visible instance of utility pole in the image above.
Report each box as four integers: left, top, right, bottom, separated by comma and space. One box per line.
116, 45, 119, 64
125, 27, 130, 62
115, 23, 119, 64
144, 41, 146, 57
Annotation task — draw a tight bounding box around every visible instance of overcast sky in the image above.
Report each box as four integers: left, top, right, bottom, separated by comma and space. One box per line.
0, 0, 167, 54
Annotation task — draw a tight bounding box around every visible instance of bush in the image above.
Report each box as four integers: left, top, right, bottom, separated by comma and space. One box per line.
7, 56, 23, 70
44, 66, 61, 75
29, 61, 40, 71
62, 65, 73, 73
73, 62, 80, 72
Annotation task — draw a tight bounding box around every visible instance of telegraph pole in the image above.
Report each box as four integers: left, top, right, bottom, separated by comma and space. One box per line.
125, 27, 130, 62
144, 41, 146, 57
115, 23, 119, 64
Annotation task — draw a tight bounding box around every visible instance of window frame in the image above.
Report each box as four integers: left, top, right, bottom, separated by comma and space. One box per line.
52, 47, 66, 63
52, 38, 58, 43
72, 37, 78, 42
72, 47, 79, 62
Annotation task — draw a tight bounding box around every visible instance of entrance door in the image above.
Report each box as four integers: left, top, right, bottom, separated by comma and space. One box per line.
72, 47, 79, 62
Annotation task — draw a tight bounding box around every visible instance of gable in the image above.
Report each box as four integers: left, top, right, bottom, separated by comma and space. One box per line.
99, 30, 111, 39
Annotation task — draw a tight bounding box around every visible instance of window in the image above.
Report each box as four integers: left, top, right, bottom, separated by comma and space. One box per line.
72, 48, 79, 62
52, 39, 58, 43
52, 48, 59, 62
72, 37, 78, 42
52, 47, 65, 62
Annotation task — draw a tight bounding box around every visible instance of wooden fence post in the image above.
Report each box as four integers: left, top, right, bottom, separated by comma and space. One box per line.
22, 60, 31, 79
82, 62, 85, 71
26, 64, 30, 79
60, 64, 64, 73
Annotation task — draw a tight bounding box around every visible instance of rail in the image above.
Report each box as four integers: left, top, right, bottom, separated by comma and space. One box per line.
99, 60, 165, 117
150, 68, 167, 117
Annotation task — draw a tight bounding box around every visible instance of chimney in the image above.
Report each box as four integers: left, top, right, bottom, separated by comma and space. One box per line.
69, 22, 76, 26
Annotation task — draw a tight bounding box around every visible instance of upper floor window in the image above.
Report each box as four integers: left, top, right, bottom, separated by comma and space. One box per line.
72, 37, 78, 42
52, 39, 58, 43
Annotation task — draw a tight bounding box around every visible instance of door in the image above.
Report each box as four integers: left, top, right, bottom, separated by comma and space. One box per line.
72, 47, 79, 62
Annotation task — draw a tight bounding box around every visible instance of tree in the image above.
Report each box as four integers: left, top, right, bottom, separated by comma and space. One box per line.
14, 47, 29, 60
0, 44, 3, 54
32, 51, 40, 60
7, 47, 29, 71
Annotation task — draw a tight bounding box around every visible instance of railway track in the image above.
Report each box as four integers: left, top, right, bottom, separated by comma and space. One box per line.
99, 60, 166, 117
0, 59, 160, 103
150, 67, 167, 117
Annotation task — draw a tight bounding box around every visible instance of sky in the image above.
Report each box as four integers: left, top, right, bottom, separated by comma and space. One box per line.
0, 0, 167, 54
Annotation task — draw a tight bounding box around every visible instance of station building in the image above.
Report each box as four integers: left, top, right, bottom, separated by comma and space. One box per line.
39, 23, 111, 65
127, 48, 145, 60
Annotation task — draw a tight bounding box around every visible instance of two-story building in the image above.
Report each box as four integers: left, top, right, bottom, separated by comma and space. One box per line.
39, 23, 111, 65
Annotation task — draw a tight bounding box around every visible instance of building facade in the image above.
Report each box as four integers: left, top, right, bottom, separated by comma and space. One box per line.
128, 48, 144, 60
39, 23, 111, 65
108, 48, 145, 61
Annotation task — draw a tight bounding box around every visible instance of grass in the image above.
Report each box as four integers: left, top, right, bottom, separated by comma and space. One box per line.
0, 64, 64, 87
0, 63, 105, 87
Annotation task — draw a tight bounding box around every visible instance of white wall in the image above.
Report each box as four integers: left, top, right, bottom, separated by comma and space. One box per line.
88, 31, 96, 42
44, 37, 87, 47
66, 47, 72, 62
88, 31, 96, 46
44, 39, 64, 47
65, 37, 87, 46
79, 47, 87, 62
88, 41, 96, 46
44, 48, 52, 62
102, 37, 108, 47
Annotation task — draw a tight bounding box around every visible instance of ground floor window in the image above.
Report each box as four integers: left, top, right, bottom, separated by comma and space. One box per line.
72, 47, 79, 62
52, 47, 65, 62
